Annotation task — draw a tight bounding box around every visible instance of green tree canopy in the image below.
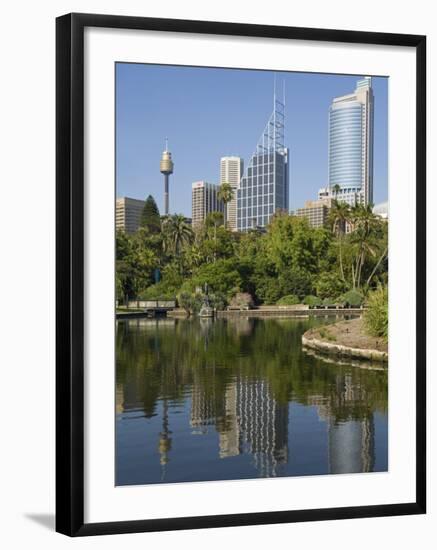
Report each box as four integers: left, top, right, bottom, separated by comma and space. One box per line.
141, 195, 161, 233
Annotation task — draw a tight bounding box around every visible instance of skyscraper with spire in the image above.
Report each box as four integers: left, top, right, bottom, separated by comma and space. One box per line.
159, 138, 174, 216
237, 82, 289, 231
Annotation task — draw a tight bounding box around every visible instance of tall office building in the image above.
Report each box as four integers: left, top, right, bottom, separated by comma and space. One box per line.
115, 197, 145, 234
191, 181, 224, 228
220, 156, 244, 231
327, 76, 374, 206
295, 197, 333, 228
237, 91, 289, 231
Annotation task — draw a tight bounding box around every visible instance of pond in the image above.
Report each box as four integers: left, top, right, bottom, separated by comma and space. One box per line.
116, 315, 388, 485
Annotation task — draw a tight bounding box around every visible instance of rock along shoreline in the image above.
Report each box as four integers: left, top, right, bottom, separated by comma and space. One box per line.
302, 318, 388, 363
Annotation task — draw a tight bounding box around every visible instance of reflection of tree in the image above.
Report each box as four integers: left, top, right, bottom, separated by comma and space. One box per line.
116, 317, 387, 474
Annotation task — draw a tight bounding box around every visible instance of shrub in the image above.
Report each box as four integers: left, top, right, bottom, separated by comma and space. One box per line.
364, 285, 388, 340
177, 291, 192, 315
138, 282, 175, 301
209, 292, 227, 311
304, 295, 322, 307
339, 289, 364, 308
177, 291, 203, 316
276, 294, 300, 306
315, 272, 347, 299
322, 297, 336, 306
230, 292, 254, 309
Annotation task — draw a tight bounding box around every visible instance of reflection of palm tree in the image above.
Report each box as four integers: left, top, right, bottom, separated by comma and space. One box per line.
162, 214, 194, 256
158, 398, 172, 480
217, 182, 234, 229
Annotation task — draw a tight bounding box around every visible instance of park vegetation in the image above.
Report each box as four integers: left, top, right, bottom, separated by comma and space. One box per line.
116, 193, 388, 317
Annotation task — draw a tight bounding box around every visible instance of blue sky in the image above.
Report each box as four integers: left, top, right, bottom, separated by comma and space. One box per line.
116, 64, 388, 215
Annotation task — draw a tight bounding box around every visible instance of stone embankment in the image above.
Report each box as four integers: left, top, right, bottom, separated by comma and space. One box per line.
302, 317, 388, 363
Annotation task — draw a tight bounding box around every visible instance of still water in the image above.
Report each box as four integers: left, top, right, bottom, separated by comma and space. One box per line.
116, 316, 388, 486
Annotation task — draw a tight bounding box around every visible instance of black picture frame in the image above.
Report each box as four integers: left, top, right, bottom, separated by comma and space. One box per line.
56, 12, 426, 537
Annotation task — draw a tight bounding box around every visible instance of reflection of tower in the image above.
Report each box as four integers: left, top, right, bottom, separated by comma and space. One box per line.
327, 415, 375, 474
160, 138, 174, 216
219, 382, 241, 458
190, 383, 218, 434
115, 383, 124, 415
236, 378, 288, 477
322, 373, 376, 474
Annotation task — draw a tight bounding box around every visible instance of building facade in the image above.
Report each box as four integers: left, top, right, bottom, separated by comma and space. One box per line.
295, 198, 332, 228
237, 94, 289, 231
220, 156, 244, 232
191, 181, 224, 228
115, 197, 145, 234
373, 201, 388, 220
327, 76, 374, 206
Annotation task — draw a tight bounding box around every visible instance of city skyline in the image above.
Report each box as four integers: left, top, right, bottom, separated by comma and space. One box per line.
116, 64, 388, 217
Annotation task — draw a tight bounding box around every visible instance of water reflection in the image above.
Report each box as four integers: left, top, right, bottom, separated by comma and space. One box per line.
116, 317, 387, 485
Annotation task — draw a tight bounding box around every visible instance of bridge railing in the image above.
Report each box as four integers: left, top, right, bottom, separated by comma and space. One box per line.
126, 299, 176, 309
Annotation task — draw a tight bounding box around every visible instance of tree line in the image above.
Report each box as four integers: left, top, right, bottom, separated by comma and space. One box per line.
116, 192, 388, 318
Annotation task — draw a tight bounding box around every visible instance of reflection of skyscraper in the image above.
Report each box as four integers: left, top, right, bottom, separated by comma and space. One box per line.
236, 378, 288, 477
190, 377, 228, 435
327, 415, 375, 474
219, 383, 240, 458
191, 374, 289, 476
237, 89, 289, 231
316, 372, 376, 474
220, 156, 244, 231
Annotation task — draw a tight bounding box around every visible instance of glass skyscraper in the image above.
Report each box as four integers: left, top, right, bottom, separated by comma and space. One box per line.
327, 76, 374, 206
237, 94, 289, 231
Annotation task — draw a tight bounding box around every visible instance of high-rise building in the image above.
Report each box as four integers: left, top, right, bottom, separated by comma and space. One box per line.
220, 156, 244, 231
191, 181, 224, 228
295, 197, 333, 228
115, 197, 145, 234
373, 201, 388, 220
327, 76, 374, 206
237, 91, 289, 231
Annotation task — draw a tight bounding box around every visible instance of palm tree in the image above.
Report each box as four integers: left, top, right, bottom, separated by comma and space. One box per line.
348, 204, 379, 289
328, 199, 350, 281
162, 214, 194, 257
204, 211, 224, 263
217, 182, 234, 229
331, 183, 341, 199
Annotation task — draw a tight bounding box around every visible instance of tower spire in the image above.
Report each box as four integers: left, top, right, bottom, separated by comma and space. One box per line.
273, 73, 277, 108
160, 139, 174, 216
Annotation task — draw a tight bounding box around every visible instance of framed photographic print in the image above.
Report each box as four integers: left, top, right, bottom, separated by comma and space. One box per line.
56, 13, 426, 536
